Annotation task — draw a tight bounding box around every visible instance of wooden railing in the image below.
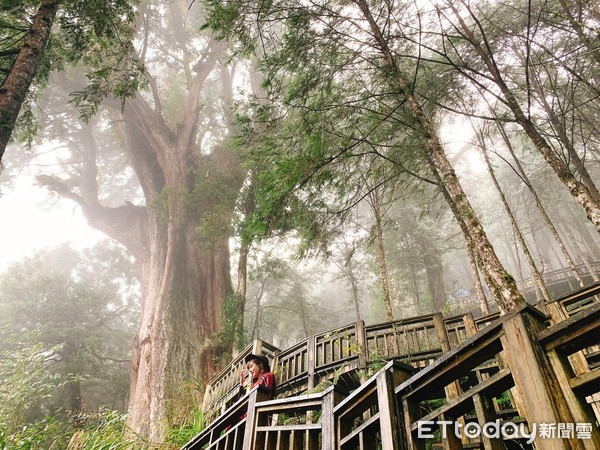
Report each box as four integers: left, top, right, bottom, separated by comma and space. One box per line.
333, 361, 414, 449
246, 385, 343, 450
185, 283, 600, 450
520, 262, 600, 303
202, 282, 600, 419
395, 303, 599, 449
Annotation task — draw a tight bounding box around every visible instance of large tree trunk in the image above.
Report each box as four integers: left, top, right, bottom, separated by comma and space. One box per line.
39, 30, 238, 439
466, 240, 490, 314
129, 221, 232, 440
0, 0, 60, 163
422, 246, 447, 313
346, 255, 363, 322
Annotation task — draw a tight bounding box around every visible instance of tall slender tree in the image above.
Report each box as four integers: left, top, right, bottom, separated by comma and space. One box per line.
438, 0, 600, 231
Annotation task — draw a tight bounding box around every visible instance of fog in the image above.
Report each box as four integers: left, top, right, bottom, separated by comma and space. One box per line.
1, 0, 599, 446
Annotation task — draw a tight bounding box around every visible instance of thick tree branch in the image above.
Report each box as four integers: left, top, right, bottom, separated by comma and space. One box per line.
37, 174, 149, 261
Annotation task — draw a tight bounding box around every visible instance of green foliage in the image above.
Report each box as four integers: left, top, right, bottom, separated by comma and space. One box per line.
0, 332, 66, 432
0, 415, 74, 450
0, 242, 137, 435
165, 408, 206, 447
66, 409, 147, 450
0, 404, 208, 450
213, 293, 244, 358
0, 0, 144, 143
202, 0, 441, 261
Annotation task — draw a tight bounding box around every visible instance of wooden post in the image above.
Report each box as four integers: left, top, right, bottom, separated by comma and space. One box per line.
402, 396, 425, 450
356, 320, 368, 370
463, 313, 478, 338
546, 301, 569, 325
241, 389, 268, 450
201, 384, 212, 412
439, 412, 462, 450
307, 335, 316, 390
472, 393, 504, 450
377, 369, 403, 450
545, 348, 600, 450
321, 387, 345, 450
253, 339, 264, 356
501, 308, 585, 450
433, 314, 462, 399
433, 313, 451, 354
433, 313, 466, 445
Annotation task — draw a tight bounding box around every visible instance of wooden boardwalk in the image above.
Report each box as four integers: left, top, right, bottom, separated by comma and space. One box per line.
183, 282, 600, 450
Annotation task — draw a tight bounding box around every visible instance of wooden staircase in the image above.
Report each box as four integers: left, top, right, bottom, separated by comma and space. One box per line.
183, 283, 600, 450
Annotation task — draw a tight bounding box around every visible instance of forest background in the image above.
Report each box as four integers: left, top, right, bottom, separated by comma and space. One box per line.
1, 0, 599, 448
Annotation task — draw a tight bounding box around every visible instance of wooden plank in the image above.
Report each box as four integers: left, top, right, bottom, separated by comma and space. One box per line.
463, 313, 478, 338
321, 387, 344, 450
398, 328, 505, 402
546, 349, 600, 450
334, 380, 378, 417
356, 320, 368, 370
242, 389, 268, 450
256, 424, 321, 432
274, 429, 285, 450
556, 281, 600, 308
377, 369, 402, 450
472, 393, 504, 450
539, 302, 600, 352
403, 397, 426, 450
440, 412, 462, 450
501, 310, 581, 449
307, 335, 316, 390
569, 365, 600, 397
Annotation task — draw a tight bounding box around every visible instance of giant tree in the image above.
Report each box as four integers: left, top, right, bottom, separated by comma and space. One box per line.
31, 0, 248, 441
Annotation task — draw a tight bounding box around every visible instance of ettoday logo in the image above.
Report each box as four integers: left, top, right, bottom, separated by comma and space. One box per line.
417, 420, 594, 443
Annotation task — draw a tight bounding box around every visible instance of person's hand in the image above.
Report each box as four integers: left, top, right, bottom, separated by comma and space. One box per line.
240, 370, 246, 386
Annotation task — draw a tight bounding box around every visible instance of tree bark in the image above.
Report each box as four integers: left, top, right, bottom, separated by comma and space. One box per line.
466, 241, 490, 314
423, 249, 447, 313
346, 255, 362, 322
418, 237, 447, 313
0, 0, 60, 163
